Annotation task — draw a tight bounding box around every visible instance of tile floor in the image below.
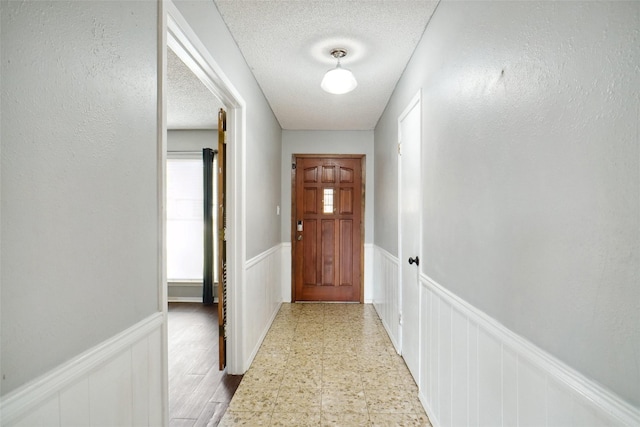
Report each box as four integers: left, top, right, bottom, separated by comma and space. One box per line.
217, 303, 432, 426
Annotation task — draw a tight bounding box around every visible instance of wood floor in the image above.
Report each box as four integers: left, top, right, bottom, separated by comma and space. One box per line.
168, 302, 242, 427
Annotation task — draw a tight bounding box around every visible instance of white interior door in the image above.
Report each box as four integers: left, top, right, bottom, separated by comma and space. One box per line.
399, 92, 422, 383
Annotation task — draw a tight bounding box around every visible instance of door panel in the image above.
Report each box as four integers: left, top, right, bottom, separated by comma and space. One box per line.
400, 96, 421, 383
340, 189, 353, 214
321, 219, 335, 285
293, 156, 363, 302
339, 220, 353, 285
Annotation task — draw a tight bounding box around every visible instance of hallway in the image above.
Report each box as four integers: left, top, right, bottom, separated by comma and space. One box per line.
218, 303, 431, 426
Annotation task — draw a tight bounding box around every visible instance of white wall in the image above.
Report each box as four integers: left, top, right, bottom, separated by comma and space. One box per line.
281, 131, 375, 301
167, 129, 216, 152
1, 0, 160, 399
281, 130, 374, 243
171, 0, 282, 260
375, 0, 639, 415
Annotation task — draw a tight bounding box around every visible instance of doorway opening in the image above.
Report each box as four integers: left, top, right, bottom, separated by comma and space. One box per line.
162, 2, 247, 423
165, 39, 232, 427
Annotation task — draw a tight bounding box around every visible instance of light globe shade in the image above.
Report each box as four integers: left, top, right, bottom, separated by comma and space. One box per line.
321, 64, 357, 95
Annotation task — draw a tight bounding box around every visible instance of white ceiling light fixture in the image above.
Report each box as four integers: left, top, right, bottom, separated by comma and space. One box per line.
321, 48, 358, 95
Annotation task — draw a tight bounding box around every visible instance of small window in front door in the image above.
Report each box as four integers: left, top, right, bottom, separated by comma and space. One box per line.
323, 188, 335, 214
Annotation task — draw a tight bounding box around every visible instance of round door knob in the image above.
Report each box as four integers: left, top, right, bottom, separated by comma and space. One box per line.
408, 256, 420, 266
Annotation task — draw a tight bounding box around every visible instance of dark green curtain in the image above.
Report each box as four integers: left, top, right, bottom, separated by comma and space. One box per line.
202, 148, 214, 305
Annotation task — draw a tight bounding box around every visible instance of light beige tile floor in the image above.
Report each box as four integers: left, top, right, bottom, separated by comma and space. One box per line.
217, 303, 432, 427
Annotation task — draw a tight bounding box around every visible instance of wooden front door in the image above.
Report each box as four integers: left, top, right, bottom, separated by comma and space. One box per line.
292, 155, 364, 302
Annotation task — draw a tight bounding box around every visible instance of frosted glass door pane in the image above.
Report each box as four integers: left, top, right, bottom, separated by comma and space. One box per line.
167, 159, 203, 281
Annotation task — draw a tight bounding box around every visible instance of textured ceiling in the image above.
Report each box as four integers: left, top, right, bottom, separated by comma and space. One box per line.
167, 48, 222, 130
214, 0, 438, 130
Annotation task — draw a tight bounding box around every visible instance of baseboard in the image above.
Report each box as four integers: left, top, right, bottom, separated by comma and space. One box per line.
167, 280, 202, 287
167, 296, 203, 303
0, 312, 164, 426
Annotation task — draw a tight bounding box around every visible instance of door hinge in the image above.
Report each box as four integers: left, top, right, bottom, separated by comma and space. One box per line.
399, 313, 403, 325
398, 143, 402, 155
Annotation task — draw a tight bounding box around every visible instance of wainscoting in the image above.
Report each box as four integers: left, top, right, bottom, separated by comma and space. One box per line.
372, 245, 639, 427
241, 244, 283, 371
372, 245, 401, 353
280, 242, 292, 302
0, 313, 164, 427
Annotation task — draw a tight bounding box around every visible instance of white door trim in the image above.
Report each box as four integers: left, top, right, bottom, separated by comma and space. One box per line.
164, 0, 247, 375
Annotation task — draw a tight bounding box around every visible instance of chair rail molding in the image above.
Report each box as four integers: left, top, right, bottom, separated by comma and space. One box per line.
0, 313, 164, 427
419, 274, 640, 427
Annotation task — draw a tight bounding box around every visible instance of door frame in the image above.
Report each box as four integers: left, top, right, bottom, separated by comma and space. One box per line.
290, 154, 366, 303
163, 0, 247, 377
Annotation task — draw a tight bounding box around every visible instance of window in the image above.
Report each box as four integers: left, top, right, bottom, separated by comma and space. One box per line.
323, 188, 335, 214
166, 157, 216, 281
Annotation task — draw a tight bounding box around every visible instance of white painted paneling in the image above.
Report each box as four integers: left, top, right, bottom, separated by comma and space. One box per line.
364, 243, 374, 303
1, 314, 164, 427
503, 347, 518, 427
147, 328, 164, 427
437, 300, 452, 427
131, 338, 150, 426
281, 243, 292, 302
372, 246, 400, 353
59, 379, 90, 426
468, 321, 479, 427
90, 352, 133, 426
243, 244, 283, 371
518, 358, 546, 427
450, 307, 467, 427
12, 398, 58, 427
419, 287, 431, 415
547, 378, 574, 426
427, 288, 438, 422
417, 275, 640, 427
